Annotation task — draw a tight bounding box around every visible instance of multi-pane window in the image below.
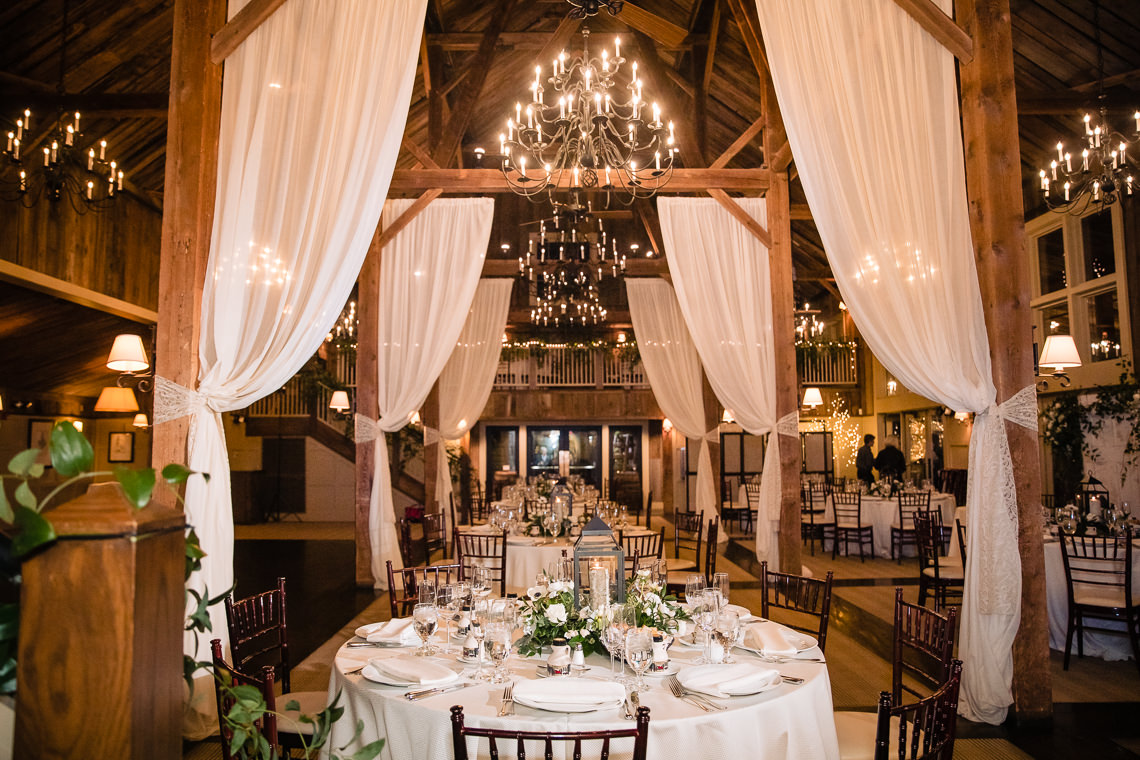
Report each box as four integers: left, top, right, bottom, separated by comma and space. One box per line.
1028, 206, 1128, 368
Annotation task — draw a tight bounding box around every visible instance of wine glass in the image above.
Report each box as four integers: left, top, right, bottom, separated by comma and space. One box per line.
1059, 505, 1079, 535
471, 567, 490, 598
412, 602, 438, 657
436, 585, 457, 653
715, 609, 741, 664
418, 577, 437, 606
694, 592, 718, 665
685, 574, 706, 605
485, 623, 513, 683
625, 627, 653, 691
605, 603, 631, 680
713, 572, 730, 608
542, 511, 562, 538
471, 599, 490, 680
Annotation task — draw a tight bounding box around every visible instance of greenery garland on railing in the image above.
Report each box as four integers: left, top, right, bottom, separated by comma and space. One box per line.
499, 339, 641, 368
1038, 363, 1140, 496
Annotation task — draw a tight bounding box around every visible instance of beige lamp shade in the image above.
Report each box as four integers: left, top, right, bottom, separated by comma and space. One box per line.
94, 386, 140, 413
132, 413, 149, 428
328, 390, 351, 412
802, 387, 824, 408
107, 334, 150, 373
721, 408, 735, 424
1039, 334, 1082, 370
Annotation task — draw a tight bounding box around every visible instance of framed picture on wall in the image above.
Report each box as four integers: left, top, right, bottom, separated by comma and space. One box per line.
28, 419, 54, 467
108, 432, 135, 463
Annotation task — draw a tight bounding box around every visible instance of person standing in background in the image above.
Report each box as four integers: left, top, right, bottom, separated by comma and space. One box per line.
856, 434, 876, 485
874, 435, 907, 480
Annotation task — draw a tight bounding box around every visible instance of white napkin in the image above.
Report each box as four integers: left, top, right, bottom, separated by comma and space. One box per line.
365, 654, 458, 686
677, 663, 781, 697
513, 678, 625, 707
355, 618, 418, 645
741, 621, 800, 656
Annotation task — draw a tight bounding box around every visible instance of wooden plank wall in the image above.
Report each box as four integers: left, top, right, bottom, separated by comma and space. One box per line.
0, 196, 162, 310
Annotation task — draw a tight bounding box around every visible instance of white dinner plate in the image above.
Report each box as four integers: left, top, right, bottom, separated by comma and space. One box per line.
512, 694, 624, 713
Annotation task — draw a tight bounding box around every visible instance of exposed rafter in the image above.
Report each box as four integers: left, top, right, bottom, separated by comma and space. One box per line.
386, 168, 770, 193
210, 0, 288, 64
889, 0, 973, 63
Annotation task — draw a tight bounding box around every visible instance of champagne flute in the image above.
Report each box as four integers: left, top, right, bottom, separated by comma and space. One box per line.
625, 627, 653, 692
412, 602, 437, 657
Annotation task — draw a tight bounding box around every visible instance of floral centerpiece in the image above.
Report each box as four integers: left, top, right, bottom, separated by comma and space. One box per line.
869, 477, 901, 498
625, 569, 690, 636
525, 511, 572, 537
515, 577, 604, 656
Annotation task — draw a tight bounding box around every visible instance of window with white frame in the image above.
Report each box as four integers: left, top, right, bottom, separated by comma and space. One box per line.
1027, 204, 1129, 365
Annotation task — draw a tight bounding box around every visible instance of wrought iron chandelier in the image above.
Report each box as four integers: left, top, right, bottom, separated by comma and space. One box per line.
1038, 0, 1137, 214
499, 21, 676, 205
519, 196, 628, 327
1, 0, 125, 212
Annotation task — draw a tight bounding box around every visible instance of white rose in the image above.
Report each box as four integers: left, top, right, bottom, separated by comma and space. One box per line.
548, 580, 572, 594
645, 592, 661, 607
545, 603, 568, 625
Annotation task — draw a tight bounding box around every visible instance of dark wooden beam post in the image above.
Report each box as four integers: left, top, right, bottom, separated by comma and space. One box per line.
702, 371, 722, 515
662, 423, 675, 514
152, 0, 225, 482
422, 379, 442, 515
355, 229, 381, 587
957, 0, 1051, 721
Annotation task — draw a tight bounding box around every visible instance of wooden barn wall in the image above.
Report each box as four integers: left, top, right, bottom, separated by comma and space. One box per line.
0, 195, 162, 309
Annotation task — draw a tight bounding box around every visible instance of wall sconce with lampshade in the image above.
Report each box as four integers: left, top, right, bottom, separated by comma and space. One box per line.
721, 408, 735, 424
106, 333, 153, 391
1036, 334, 1082, 389
94, 386, 139, 413
132, 413, 149, 429
328, 390, 351, 415
802, 387, 824, 409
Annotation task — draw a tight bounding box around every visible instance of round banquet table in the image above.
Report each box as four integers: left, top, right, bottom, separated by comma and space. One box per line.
460, 526, 655, 596
812, 491, 956, 559
325, 620, 840, 760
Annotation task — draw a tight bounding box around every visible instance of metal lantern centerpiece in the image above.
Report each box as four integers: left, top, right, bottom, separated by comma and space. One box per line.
573, 515, 624, 609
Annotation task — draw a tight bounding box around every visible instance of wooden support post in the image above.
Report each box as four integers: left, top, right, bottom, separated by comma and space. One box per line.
662, 424, 675, 515
152, 0, 225, 485
355, 227, 381, 587
422, 379, 442, 516
957, 0, 1051, 721
16, 488, 185, 758
702, 371, 722, 513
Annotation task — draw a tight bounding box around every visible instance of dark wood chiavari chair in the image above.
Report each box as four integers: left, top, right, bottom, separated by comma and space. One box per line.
386, 560, 463, 618
873, 660, 963, 760
891, 491, 931, 562
450, 705, 651, 760
829, 490, 873, 561
913, 512, 962, 612
619, 528, 665, 575
801, 484, 834, 557
1060, 529, 1139, 674
758, 562, 834, 653
212, 638, 306, 760
455, 531, 509, 597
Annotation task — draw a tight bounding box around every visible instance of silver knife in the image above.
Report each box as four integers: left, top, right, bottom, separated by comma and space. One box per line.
405, 682, 475, 701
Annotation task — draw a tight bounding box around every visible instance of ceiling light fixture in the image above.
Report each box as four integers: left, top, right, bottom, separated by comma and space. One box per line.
499, 7, 675, 205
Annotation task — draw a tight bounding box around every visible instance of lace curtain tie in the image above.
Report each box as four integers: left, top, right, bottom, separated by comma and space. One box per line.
153, 376, 214, 425
776, 410, 800, 437
702, 429, 720, 444
980, 385, 1039, 432
423, 426, 441, 446
355, 414, 380, 444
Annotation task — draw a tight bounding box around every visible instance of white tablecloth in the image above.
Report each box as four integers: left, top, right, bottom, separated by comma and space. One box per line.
813, 491, 956, 559
326, 619, 840, 760
1044, 537, 1140, 661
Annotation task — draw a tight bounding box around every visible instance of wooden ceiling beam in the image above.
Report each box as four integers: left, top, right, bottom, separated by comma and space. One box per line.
889, 0, 973, 63
387, 167, 770, 192
631, 32, 705, 166
790, 203, 812, 220
708, 188, 772, 248
0, 261, 158, 324
621, 3, 689, 49
1017, 93, 1139, 115
2, 91, 169, 113
702, 0, 722, 97
723, 0, 768, 83
210, 0, 288, 64
710, 113, 764, 169
635, 199, 664, 256
430, 0, 515, 166
402, 137, 440, 170
374, 189, 443, 251
424, 31, 701, 52
768, 139, 792, 172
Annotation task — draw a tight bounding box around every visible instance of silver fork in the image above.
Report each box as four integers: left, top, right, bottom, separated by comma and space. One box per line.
661, 679, 711, 715
497, 682, 515, 716
667, 675, 727, 710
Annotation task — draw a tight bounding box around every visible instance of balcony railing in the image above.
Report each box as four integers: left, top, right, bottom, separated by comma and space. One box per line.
797, 342, 859, 386
495, 346, 648, 389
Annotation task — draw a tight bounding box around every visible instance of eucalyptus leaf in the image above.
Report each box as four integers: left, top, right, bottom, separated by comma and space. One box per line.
7, 449, 40, 477
11, 506, 56, 557
13, 481, 36, 510
0, 483, 13, 524
114, 467, 156, 509
348, 738, 386, 760
50, 421, 94, 476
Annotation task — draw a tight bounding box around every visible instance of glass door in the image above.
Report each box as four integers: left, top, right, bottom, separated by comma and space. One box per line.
609, 425, 642, 510
527, 428, 562, 482
567, 427, 602, 489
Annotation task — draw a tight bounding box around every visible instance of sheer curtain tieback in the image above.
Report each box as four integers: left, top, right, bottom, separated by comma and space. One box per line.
776, 411, 800, 437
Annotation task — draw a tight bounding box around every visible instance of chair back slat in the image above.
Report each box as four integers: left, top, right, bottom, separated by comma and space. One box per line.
673, 510, 704, 572
896, 492, 932, 530
386, 560, 463, 617
456, 531, 509, 596
892, 587, 957, 704
703, 518, 719, 586
450, 706, 650, 760
1060, 530, 1132, 599
211, 638, 279, 760
224, 577, 292, 693
620, 529, 664, 574
875, 660, 963, 760
832, 491, 862, 525
759, 562, 834, 652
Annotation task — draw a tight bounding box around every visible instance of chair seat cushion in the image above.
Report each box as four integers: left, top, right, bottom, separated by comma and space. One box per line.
276, 690, 327, 736
836, 521, 869, 530
1073, 588, 1140, 609
922, 565, 964, 580
665, 557, 697, 572
834, 710, 899, 760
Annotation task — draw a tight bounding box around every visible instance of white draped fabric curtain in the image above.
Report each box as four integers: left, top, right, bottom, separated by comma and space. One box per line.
161, 0, 427, 739
626, 278, 722, 540
431, 278, 514, 539
755, 0, 1033, 724
363, 198, 494, 589
657, 197, 785, 564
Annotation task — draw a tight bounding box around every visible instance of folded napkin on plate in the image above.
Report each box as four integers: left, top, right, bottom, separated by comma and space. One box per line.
356, 618, 418, 645
513, 678, 625, 707
678, 663, 780, 697
367, 655, 458, 686
741, 621, 800, 656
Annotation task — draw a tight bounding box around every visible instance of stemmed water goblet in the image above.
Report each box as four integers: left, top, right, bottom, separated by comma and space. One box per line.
625, 627, 653, 692
471, 567, 490, 598
542, 511, 562, 538
715, 609, 741, 664
436, 585, 457, 653
412, 602, 438, 657
685, 574, 705, 605
693, 592, 718, 664
605, 603, 631, 680
713, 572, 730, 608
485, 623, 513, 683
